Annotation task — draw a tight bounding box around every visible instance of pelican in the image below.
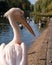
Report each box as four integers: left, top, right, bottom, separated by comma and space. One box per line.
0, 8, 35, 65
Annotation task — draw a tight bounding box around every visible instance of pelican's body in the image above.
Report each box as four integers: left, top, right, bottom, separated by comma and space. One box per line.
0, 8, 35, 65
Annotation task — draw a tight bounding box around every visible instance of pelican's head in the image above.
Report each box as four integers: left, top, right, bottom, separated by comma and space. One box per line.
4, 8, 35, 36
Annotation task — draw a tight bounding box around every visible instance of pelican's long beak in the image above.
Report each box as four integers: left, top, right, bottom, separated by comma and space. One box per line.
18, 16, 35, 36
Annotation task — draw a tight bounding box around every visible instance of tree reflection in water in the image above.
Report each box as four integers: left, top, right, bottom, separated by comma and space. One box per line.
0, 23, 9, 33
0, 17, 13, 44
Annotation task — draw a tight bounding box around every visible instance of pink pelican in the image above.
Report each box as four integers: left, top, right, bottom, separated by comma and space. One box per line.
0, 8, 35, 65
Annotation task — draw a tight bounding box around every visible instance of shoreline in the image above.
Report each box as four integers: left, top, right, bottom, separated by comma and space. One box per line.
27, 18, 52, 65
27, 27, 49, 65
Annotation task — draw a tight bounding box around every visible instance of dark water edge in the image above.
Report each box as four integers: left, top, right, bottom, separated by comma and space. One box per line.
0, 18, 40, 48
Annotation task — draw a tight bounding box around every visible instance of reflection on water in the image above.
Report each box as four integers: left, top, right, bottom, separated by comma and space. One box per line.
0, 18, 40, 47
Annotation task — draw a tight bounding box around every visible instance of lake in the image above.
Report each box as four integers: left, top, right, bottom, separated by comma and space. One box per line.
0, 18, 40, 47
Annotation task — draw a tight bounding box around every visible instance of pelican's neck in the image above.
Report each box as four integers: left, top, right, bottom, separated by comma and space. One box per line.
8, 16, 21, 43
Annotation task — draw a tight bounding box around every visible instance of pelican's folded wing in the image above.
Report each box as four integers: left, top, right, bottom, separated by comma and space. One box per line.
0, 43, 6, 65
5, 45, 16, 65
0, 44, 16, 65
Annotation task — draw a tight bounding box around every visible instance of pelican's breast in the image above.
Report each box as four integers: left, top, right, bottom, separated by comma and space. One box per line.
14, 44, 22, 65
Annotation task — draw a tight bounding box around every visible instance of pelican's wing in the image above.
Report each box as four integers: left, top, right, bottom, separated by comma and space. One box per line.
20, 42, 27, 65
0, 43, 6, 65
5, 45, 16, 65
0, 43, 5, 50
0, 43, 16, 65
